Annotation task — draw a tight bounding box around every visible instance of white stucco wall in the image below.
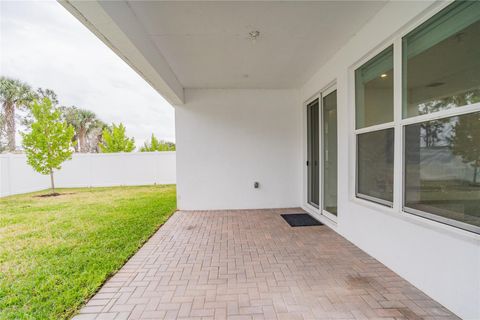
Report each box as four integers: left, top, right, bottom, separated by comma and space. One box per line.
175, 89, 302, 210
0, 152, 176, 197
300, 1, 480, 319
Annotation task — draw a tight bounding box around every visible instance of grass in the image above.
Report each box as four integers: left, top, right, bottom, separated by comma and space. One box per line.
0, 185, 176, 320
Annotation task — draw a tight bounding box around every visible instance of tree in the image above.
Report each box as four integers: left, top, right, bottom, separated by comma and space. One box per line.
74, 109, 98, 152
60, 106, 103, 152
418, 101, 449, 147
59, 106, 80, 152
36, 88, 59, 105
140, 133, 175, 152
0, 111, 6, 152
417, 89, 480, 147
450, 112, 480, 185
21, 88, 60, 129
99, 123, 135, 153
0, 77, 34, 151
86, 119, 108, 153
21, 98, 75, 195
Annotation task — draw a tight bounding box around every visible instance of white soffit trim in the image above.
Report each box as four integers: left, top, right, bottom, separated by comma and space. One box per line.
59, 0, 184, 105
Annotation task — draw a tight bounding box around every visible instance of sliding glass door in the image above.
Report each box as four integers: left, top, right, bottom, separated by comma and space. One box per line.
307, 99, 319, 207
306, 89, 337, 219
322, 89, 338, 217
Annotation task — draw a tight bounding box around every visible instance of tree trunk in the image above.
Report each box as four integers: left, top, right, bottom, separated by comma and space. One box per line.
50, 169, 55, 194
474, 165, 478, 185
79, 127, 86, 153
73, 134, 79, 152
4, 101, 16, 152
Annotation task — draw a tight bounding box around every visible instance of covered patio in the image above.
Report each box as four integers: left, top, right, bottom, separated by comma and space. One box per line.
73, 209, 457, 320
61, 1, 480, 318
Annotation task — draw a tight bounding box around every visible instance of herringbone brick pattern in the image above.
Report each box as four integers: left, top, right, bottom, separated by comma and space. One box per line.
73, 209, 458, 320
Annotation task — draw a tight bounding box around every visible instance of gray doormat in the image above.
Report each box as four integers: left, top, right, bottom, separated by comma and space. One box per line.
281, 213, 323, 227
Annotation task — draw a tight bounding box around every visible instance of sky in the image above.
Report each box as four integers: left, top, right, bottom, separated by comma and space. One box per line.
0, 0, 175, 148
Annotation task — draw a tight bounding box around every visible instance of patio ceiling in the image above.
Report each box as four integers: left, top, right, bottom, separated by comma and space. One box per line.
60, 1, 387, 104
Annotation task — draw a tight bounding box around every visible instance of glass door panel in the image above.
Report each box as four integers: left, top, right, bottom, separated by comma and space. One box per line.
307, 99, 319, 207
322, 90, 338, 216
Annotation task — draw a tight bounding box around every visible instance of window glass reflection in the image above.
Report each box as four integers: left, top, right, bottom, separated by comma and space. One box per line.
403, 2, 480, 118
404, 112, 480, 229
357, 129, 394, 204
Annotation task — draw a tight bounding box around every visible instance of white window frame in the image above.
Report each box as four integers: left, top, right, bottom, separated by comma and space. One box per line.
353, 43, 395, 208
350, 0, 480, 234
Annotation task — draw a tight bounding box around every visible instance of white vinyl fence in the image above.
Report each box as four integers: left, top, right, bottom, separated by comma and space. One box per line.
0, 152, 176, 197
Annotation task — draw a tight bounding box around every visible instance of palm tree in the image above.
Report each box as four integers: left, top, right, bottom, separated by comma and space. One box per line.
86, 119, 108, 153
0, 111, 6, 152
0, 77, 34, 151
60, 106, 99, 152
59, 106, 80, 152
76, 109, 97, 153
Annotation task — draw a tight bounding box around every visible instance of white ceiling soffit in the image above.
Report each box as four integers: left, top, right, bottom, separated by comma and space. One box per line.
60, 1, 388, 100
124, 1, 388, 89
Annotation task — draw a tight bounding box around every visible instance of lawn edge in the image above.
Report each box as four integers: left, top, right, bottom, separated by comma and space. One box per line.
66, 208, 179, 319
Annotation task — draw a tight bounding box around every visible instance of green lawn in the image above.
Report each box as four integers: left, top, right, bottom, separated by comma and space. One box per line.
0, 185, 176, 320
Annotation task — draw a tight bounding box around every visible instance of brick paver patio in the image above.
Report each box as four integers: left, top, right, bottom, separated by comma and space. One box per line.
73, 209, 458, 320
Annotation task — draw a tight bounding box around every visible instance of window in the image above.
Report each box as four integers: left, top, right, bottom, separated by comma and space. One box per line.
355, 46, 394, 205
355, 46, 394, 128
401, 1, 480, 233
353, 1, 480, 233
357, 129, 394, 205
404, 112, 480, 233
403, 1, 480, 118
